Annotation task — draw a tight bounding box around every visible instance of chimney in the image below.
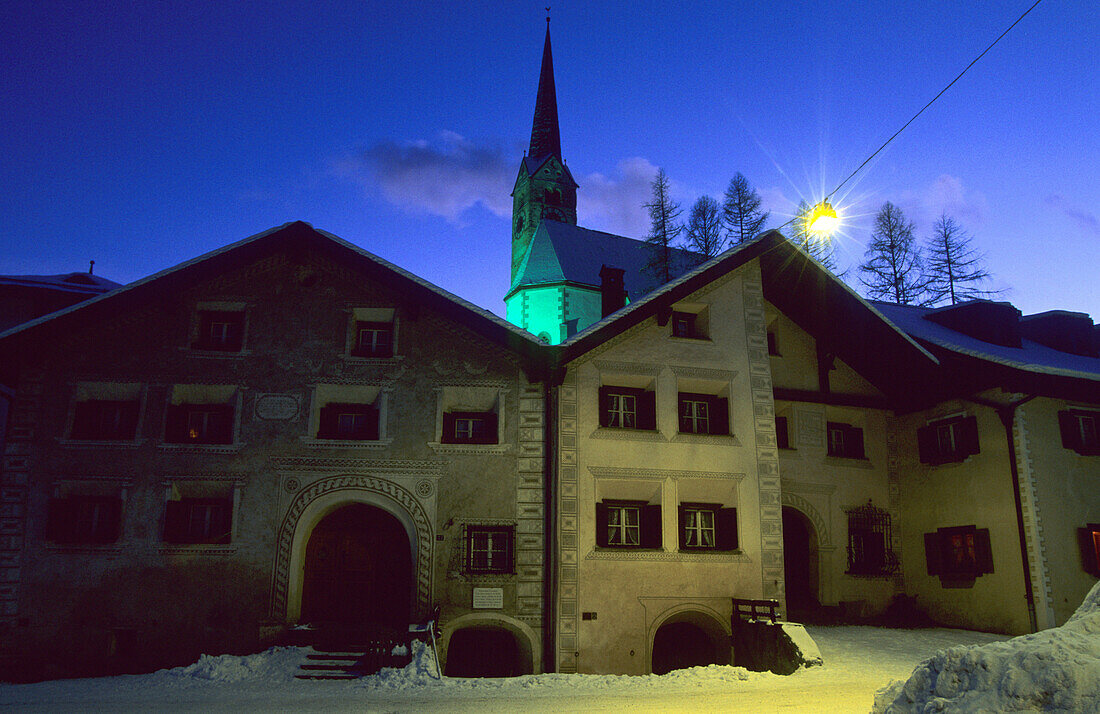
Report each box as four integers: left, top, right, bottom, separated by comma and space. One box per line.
599, 265, 626, 317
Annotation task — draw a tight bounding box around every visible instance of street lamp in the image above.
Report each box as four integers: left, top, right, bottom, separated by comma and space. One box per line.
806, 200, 839, 236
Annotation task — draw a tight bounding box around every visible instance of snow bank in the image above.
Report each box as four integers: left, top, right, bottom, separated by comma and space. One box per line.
873, 581, 1100, 713
153, 646, 307, 684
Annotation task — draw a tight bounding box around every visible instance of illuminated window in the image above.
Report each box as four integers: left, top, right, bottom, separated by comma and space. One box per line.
1080, 524, 1100, 577
918, 415, 980, 464
827, 422, 864, 459
1060, 410, 1100, 455
465, 526, 514, 574
924, 525, 993, 584
193, 310, 245, 351
165, 404, 233, 445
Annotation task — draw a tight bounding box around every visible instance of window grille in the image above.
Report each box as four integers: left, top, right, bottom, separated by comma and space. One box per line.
845, 501, 897, 576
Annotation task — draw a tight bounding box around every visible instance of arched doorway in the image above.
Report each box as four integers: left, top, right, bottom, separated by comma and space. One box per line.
783, 506, 820, 620
300, 503, 411, 628
651, 611, 730, 675
444, 626, 528, 677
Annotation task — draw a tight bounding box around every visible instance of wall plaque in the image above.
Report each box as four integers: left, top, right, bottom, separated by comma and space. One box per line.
255, 393, 300, 421
472, 587, 504, 609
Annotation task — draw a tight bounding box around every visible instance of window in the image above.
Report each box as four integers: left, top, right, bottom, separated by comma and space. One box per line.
45, 496, 121, 544
1079, 524, 1100, 577
352, 321, 393, 358
767, 330, 779, 356
317, 402, 379, 440
678, 503, 738, 551
671, 312, 697, 339
166, 404, 234, 444
827, 422, 865, 459
678, 393, 729, 435
924, 525, 993, 583
71, 400, 139, 441
442, 411, 498, 444
918, 415, 980, 464
465, 526, 514, 574
776, 416, 790, 449
596, 501, 661, 548
164, 498, 232, 544
598, 387, 656, 430
1060, 410, 1100, 455
845, 501, 896, 576
193, 310, 245, 351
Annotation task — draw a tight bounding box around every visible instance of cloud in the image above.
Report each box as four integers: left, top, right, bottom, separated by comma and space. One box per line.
892, 174, 988, 231
1044, 194, 1100, 237
339, 131, 514, 223
577, 157, 659, 238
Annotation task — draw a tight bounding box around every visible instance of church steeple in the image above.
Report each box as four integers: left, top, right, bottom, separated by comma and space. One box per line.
510, 17, 578, 286
528, 23, 561, 161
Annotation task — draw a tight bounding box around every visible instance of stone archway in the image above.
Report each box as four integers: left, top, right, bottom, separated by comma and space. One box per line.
270, 476, 433, 624
649, 606, 730, 675
440, 613, 540, 677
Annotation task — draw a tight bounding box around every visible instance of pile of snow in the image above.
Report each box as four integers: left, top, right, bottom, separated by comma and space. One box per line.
874, 581, 1100, 713
153, 646, 307, 684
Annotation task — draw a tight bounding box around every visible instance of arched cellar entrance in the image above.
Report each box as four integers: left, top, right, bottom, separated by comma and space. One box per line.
651, 611, 730, 675
300, 503, 411, 628
782, 506, 820, 620
444, 626, 531, 678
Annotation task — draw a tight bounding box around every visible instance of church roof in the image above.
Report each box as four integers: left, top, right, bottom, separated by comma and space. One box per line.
528, 25, 562, 163
508, 220, 702, 300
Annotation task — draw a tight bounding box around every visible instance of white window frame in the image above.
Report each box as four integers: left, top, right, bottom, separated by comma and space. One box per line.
607, 504, 641, 546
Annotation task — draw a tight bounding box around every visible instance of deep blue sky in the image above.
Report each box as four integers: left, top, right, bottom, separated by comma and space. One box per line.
2, 1, 1097, 319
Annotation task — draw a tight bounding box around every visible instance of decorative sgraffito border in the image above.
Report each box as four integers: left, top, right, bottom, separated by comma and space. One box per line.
269, 475, 434, 621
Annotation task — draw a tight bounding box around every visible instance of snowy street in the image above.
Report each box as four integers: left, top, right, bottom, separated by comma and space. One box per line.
0, 626, 1008, 713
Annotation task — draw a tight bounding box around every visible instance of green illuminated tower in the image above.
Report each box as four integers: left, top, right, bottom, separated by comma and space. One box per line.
510, 22, 577, 284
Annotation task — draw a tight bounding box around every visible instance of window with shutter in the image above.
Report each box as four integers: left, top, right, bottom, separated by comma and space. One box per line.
776, 416, 790, 449
166, 404, 234, 444
45, 496, 122, 544
1079, 524, 1100, 577
827, 422, 865, 459
1059, 410, 1099, 455
352, 321, 394, 358
317, 403, 379, 440
678, 502, 736, 551
924, 525, 994, 584
677, 393, 729, 436
71, 400, 140, 440
163, 498, 232, 545
597, 501, 661, 548
441, 410, 498, 444
599, 386, 656, 430
918, 415, 980, 464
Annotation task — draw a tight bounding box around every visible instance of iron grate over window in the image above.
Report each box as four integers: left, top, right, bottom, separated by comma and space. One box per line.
845, 500, 898, 576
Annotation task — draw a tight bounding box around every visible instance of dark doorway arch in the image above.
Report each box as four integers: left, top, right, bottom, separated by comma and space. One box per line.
444, 627, 527, 677
783, 506, 820, 620
300, 503, 411, 627
651, 612, 729, 675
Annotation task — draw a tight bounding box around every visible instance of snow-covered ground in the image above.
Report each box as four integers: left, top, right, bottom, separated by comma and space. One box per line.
0, 626, 1009, 713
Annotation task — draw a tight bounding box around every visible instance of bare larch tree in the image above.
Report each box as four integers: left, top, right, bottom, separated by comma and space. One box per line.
643, 168, 683, 284
858, 201, 927, 304
925, 213, 996, 305
722, 172, 769, 246
685, 195, 724, 262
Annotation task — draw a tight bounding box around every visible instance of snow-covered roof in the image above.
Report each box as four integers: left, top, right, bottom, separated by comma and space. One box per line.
0, 272, 120, 294
874, 301, 1100, 382
510, 220, 701, 301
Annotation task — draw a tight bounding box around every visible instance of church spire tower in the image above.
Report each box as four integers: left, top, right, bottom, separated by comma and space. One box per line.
510, 14, 577, 285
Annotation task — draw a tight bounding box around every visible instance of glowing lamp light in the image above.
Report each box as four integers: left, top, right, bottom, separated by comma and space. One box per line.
806, 201, 839, 236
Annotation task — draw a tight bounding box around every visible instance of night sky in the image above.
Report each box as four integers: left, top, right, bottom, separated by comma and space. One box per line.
2, 1, 1097, 319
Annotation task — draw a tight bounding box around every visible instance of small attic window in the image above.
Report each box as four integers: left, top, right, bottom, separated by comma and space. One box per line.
667, 303, 709, 340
